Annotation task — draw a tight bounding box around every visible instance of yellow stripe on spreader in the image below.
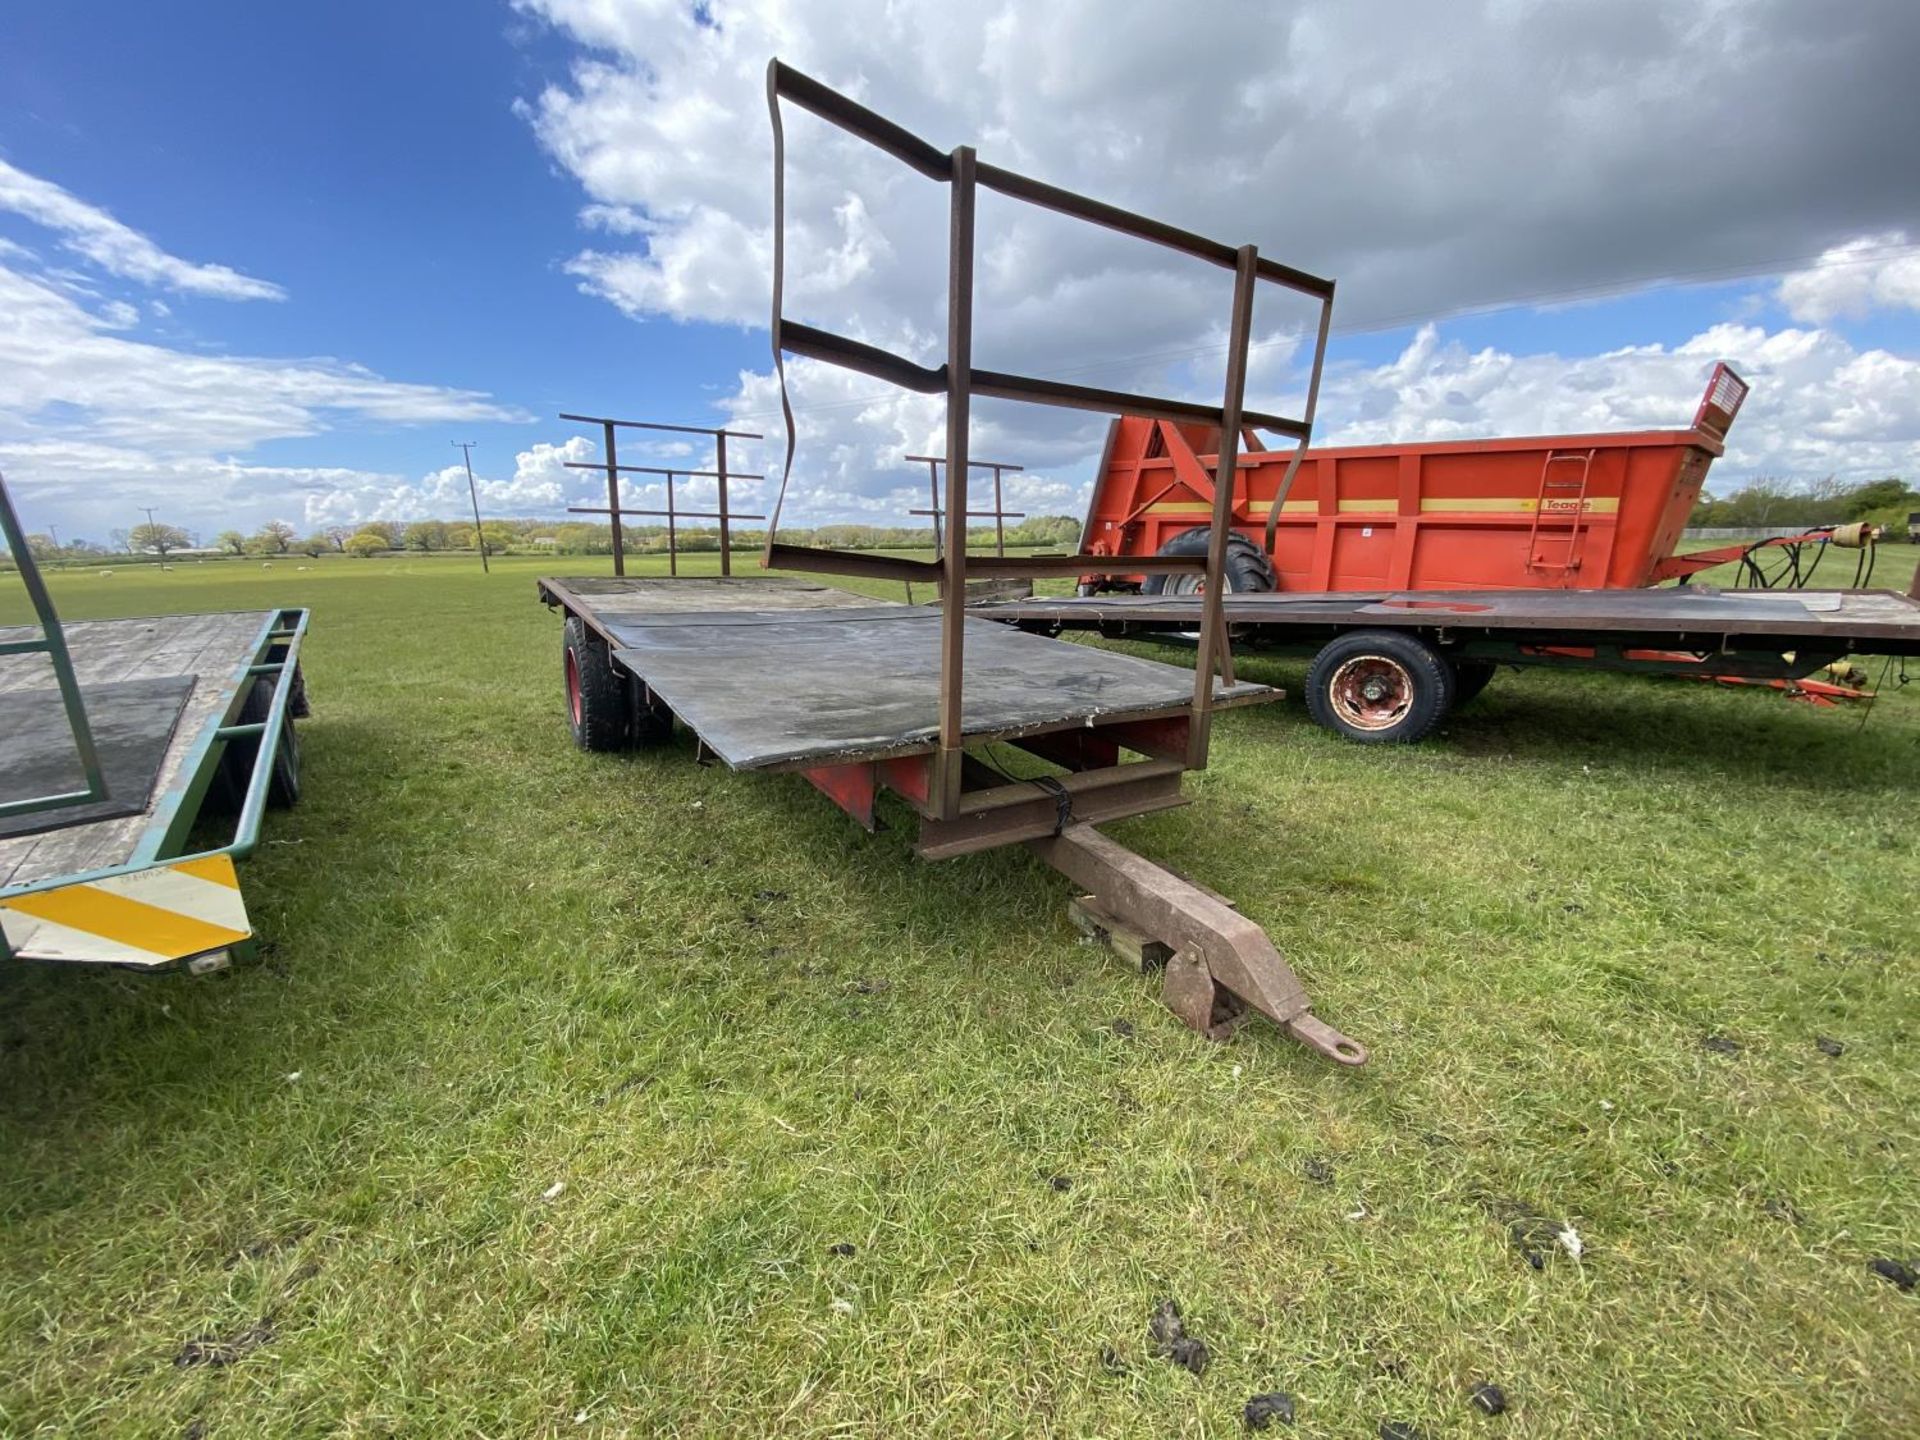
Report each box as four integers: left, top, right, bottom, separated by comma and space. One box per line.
4, 885, 249, 959
169, 855, 241, 889
1141, 496, 1623, 517
1422, 496, 1622, 514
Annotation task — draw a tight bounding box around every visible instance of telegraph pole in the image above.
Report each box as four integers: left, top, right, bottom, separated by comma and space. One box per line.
451, 441, 488, 573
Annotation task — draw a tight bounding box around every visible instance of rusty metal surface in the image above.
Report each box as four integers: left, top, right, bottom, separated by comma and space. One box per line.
763, 59, 1339, 804
559, 414, 764, 577
1031, 825, 1367, 1064
917, 764, 1188, 860
905, 454, 1025, 558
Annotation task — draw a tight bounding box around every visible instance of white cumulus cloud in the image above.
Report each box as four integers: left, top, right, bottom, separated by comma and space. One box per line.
0, 260, 529, 537
1316, 322, 1920, 484
514, 0, 1920, 523
1776, 233, 1920, 324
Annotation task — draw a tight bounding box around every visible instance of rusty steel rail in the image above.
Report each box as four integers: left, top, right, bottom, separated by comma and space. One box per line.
560, 413, 764, 576
764, 57, 1337, 809
904, 453, 1025, 558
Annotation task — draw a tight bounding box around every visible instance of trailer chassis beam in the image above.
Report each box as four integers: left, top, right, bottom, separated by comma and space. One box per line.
1030, 824, 1367, 1065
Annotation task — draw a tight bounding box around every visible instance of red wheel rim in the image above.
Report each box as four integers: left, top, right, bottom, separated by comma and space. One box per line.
565, 648, 583, 728
1328, 654, 1413, 731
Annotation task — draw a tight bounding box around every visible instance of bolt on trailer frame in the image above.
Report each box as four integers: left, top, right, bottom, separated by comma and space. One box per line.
535, 62, 1364, 1063
760, 58, 1337, 798
0, 474, 310, 972
561, 413, 767, 577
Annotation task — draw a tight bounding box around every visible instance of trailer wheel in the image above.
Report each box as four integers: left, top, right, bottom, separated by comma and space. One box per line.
564, 616, 634, 752
209, 679, 301, 812
1306, 631, 1454, 744
1142, 526, 1277, 595
1452, 660, 1497, 706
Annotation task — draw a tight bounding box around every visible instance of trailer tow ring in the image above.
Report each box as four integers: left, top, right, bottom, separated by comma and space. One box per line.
1032, 825, 1368, 1065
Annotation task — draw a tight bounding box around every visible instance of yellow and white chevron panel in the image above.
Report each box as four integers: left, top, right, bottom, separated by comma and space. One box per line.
1, 856, 251, 968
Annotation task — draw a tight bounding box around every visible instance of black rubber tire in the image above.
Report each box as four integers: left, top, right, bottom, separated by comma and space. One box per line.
1141, 526, 1277, 596
1452, 660, 1497, 706
1305, 630, 1454, 744
564, 616, 633, 752
286, 662, 310, 719
209, 678, 300, 812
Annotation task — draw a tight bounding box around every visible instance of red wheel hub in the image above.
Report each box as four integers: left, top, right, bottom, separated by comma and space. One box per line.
564, 648, 583, 728
1328, 655, 1413, 731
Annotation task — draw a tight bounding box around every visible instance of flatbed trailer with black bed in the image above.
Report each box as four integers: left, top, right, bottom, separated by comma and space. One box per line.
972, 585, 1920, 742
0, 476, 309, 974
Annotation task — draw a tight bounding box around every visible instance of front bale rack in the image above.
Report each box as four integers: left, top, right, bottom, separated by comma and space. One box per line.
535, 61, 1365, 1065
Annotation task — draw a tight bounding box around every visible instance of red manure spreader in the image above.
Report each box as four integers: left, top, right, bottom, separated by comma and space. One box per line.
977, 366, 1920, 741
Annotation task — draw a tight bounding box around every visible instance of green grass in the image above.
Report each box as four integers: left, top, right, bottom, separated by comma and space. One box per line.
1, 548, 1916, 1437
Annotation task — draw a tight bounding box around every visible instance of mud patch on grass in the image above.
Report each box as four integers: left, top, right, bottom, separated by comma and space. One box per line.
173, 1318, 276, 1368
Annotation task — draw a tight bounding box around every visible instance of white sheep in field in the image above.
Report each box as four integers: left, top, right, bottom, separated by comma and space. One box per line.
260, 561, 272, 569
99, 569, 114, 577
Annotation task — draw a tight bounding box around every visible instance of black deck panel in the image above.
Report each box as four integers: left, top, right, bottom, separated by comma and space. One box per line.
974, 587, 1920, 651
0, 677, 194, 839
600, 605, 1273, 771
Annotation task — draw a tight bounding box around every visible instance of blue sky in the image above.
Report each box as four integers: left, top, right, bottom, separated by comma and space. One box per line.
1, 0, 1916, 544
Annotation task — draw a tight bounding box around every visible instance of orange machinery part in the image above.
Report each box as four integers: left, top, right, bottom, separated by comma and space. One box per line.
1082, 364, 1748, 593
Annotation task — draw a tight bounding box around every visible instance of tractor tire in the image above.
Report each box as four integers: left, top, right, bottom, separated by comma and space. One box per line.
563, 616, 632, 753
1305, 630, 1454, 744
1142, 526, 1277, 596
1452, 660, 1497, 706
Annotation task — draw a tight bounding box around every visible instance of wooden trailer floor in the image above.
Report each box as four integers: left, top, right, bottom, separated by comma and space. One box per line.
0, 611, 274, 890
540, 577, 1275, 771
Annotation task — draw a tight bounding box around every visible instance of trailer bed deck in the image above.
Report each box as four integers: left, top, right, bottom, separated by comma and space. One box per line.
976, 586, 1920, 654
540, 577, 1274, 771
0, 611, 278, 890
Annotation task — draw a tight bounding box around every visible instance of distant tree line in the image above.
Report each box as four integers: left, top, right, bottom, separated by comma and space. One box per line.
7, 513, 1086, 568
1689, 476, 1915, 538
325, 513, 1083, 558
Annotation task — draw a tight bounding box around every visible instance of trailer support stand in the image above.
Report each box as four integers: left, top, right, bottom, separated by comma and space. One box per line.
1030, 824, 1367, 1065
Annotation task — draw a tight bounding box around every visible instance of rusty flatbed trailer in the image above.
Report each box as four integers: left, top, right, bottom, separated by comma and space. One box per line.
539, 576, 1365, 1063
531, 62, 1375, 1063
974, 586, 1920, 742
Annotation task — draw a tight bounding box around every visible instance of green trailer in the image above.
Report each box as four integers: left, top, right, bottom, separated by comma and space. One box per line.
0, 475, 309, 972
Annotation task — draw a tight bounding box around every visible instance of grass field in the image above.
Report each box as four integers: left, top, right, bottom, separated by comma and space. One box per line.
2, 547, 1916, 1437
